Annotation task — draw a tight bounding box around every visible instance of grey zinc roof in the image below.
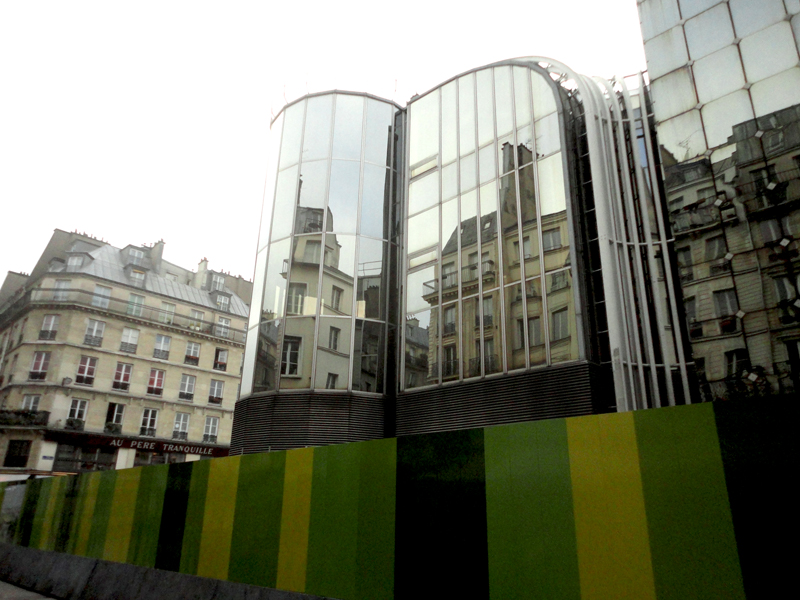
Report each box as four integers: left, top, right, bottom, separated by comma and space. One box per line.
77, 245, 249, 318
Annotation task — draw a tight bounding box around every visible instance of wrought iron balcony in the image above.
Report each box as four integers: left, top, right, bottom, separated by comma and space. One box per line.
83, 335, 103, 347
153, 349, 170, 360
468, 354, 499, 377
140, 427, 156, 437
203, 434, 218, 443
65, 418, 84, 431
179, 391, 194, 402
112, 380, 130, 391
172, 431, 188, 441
184, 355, 199, 366
671, 206, 720, 233
443, 322, 456, 335
38, 330, 57, 340
0, 409, 50, 427
120, 342, 138, 353
28, 371, 47, 381
147, 387, 163, 396
104, 422, 122, 434
208, 396, 223, 405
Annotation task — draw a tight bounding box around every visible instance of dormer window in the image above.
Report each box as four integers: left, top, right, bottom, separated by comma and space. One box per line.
66, 256, 84, 271
217, 295, 230, 312
212, 273, 225, 291
130, 270, 145, 287
129, 248, 144, 266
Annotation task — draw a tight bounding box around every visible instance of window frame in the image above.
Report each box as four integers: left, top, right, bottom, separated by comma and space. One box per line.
113, 362, 132, 391
551, 308, 569, 342
76, 355, 98, 386
127, 293, 145, 317
69, 398, 88, 420
213, 348, 228, 371
147, 369, 165, 396
281, 336, 301, 376
29, 351, 50, 380
22, 394, 40, 411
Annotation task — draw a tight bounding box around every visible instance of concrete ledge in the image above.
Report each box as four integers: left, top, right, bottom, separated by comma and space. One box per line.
0, 543, 336, 600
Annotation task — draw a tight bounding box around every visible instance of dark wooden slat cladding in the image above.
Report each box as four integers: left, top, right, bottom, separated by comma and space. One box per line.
396, 362, 610, 437
231, 393, 384, 454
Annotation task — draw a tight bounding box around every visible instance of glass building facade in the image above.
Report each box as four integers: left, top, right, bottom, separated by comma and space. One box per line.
639, 0, 800, 401
235, 57, 703, 451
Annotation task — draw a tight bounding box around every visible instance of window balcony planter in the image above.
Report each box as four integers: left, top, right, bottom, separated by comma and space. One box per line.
75, 375, 94, 386
120, 343, 137, 353
28, 371, 47, 381
140, 427, 156, 437
719, 316, 739, 335
146, 387, 163, 396
203, 434, 217, 443
39, 330, 57, 340
179, 392, 194, 402
153, 350, 170, 360
104, 422, 122, 434
213, 361, 227, 371
112, 381, 130, 391
84, 335, 103, 347
172, 431, 188, 441
184, 355, 199, 366
208, 396, 223, 406
0, 409, 50, 427
65, 418, 85, 431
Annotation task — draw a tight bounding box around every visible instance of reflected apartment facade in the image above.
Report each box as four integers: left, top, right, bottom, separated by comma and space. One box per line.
233, 57, 695, 452
639, 0, 800, 400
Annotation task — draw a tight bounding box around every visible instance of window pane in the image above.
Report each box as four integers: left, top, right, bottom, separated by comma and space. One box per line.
441, 81, 458, 165
547, 270, 577, 363
332, 94, 364, 160
279, 318, 313, 389
526, 278, 545, 366
253, 319, 281, 393
531, 71, 557, 120
494, 66, 513, 138
361, 164, 389, 239
441, 303, 459, 380
278, 101, 304, 170
404, 311, 432, 389
302, 95, 333, 162
352, 320, 385, 393
271, 165, 299, 241
458, 74, 476, 156
364, 100, 394, 167
407, 265, 437, 314
442, 162, 458, 201
518, 165, 541, 279
482, 291, 501, 374
262, 238, 291, 319
408, 206, 440, 256
409, 90, 439, 167
357, 238, 386, 320
296, 160, 328, 211
476, 68, 494, 147
538, 152, 566, 216
513, 66, 532, 127
328, 160, 360, 233
316, 317, 351, 390
408, 170, 439, 216
460, 153, 477, 192
505, 283, 524, 371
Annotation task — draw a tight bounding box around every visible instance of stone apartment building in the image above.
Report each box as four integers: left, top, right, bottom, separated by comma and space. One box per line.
0, 230, 251, 475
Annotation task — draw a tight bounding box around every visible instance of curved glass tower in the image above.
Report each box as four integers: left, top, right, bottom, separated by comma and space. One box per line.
235, 59, 695, 452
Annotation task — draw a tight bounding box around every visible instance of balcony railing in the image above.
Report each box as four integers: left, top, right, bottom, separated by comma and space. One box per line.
203, 434, 218, 443
671, 206, 720, 233
208, 396, 223, 405
38, 330, 57, 340
475, 315, 494, 328
0, 409, 50, 427
1, 287, 246, 343
172, 431, 188, 440
462, 260, 496, 283
147, 387, 163, 396
443, 322, 456, 335
28, 371, 47, 381
112, 380, 130, 391
739, 167, 798, 213
179, 391, 194, 401
153, 349, 170, 360
140, 427, 156, 437
83, 335, 103, 347
104, 422, 122, 434
184, 355, 199, 366
65, 418, 84, 431
441, 359, 458, 377
75, 375, 94, 386
120, 342, 138, 353
467, 354, 499, 377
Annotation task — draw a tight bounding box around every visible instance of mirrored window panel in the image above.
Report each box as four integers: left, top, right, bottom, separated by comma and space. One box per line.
478, 183, 503, 287
408, 205, 440, 256
494, 66, 514, 138
478, 144, 496, 185
315, 317, 351, 390
531, 72, 557, 120
250, 248, 269, 329
262, 238, 291, 319
364, 100, 394, 166
462, 296, 480, 379
253, 319, 282, 393
460, 153, 477, 192
518, 165, 541, 279
357, 237, 386, 320
441, 302, 460, 380
526, 278, 545, 366
302, 95, 333, 162
332, 94, 364, 161
287, 235, 321, 316
442, 162, 458, 201
404, 310, 432, 389
409, 170, 440, 216
460, 190, 480, 294
328, 160, 360, 233
546, 269, 578, 364
458, 74, 476, 156
361, 164, 389, 239
296, 160, 328, 212
440, 199, 459, 297
407, 265, 437, 314
271, 166, 299, 241
442, 81, 458, 165
279, 317, 314, 389
481, 291, 502, 375
535, 113, 561, 158
538, 152, 567, 216
322, 234, 356, 316
279, 101, 305, 170
353, 320, 385, 393
259, 113, 285, 251
513, 67, 532, 127
409, 90, 439, 167
477, 69, 495, 147
499, 172, 519, 240
505, 283, 525, 371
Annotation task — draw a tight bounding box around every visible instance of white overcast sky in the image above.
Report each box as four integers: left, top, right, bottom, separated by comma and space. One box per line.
0, 0, 646, 290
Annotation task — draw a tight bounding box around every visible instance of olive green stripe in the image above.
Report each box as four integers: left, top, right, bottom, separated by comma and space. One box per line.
634, 404, 745, 600
39, 477, 66, 551
179, 459, 211, 575
127, 464, 169, 567
306, 442, 360, 599
28, 477, 53, 549
16, 478, 42, 546
485, 419, 580, 600
65, 475, 89, 555
354, 437, 396, 600
85, 470, 118, 559
228, 451, 286, 587
74, 473, 102, 556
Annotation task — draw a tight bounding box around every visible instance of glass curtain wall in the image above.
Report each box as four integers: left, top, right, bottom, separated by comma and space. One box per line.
242, 92, 400, 396
403, 65, 580, 390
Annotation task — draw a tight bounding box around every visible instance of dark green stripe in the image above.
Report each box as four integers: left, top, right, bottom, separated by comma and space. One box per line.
27, 478, 51, 548
395, 428, 489, 598
154, 462, 194, 571
635, 404, 744, 599
485, 418, 580, 600
355, 437, 396, 600
714, 399, 794, 599
86, 470, 118, 558
227, 451, 286, 587
15, 478, 41, 546
127, 464, 169, 567
49, 476, 73, 552
179, 458, 211, 575
306, 443, 360, 599
65, 475, 89, 555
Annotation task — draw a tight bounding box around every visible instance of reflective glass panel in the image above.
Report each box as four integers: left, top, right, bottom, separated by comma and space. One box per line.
407, 265, 437, 314
693, 46, 745, 104
332, 95, 364, 160
441, 303, 460, 380
644, 27, 688, 80
361, 164, 389, 239
279, 101, 304, 170
249, 248, 269, 329
740, 22, 797, 83
750, 68, 800, 117
409, 249, 437, 269
513, 67, 532, 127
531, 72, 557, 120
409, 90, 439, 166
364, 100, 394, 166
287, 235, 321, 316
252, 319, 281, 393
271, 166, 299, 241
517, 124, 534, 167
262, 238, 290, 319
322, 234, 356, 316
460, 153, 477, 192
650, 68, 697, 123
701, 91, 754, 148
353, 320, 384, 393
479, 144, 496, 185
477, 69, 495, 147
297, 160, 328, 211
729, 0, 785, 38
525, 278, 545, 366
302, 95, 333, 162
684, 4, 734, 60
442, 81, 458, 165
535, 113, 560, 158
538, 152, 566, 216
259, 113, 284, 251
408, 170, 439, 215
315, 316, 351, 390
505, 283, 525, 371
494, 66, 514, 138
408, 205, 440, 256
479, 183, 502, 287
463, 296, 480, 378
498, 134, 515, 175
404, 311, 432, 389
442, 162, 458, 201
458, 74, 476, 156
546, 269, 577, 363
279, 317, 313, 389
328, 160, 360, 233
357, 237, 385, 319
481, 291, 502, 374
441, 199, 459, 289
460, 190, 479, 294
657, 110, 707, 160
499, 172, 519, 238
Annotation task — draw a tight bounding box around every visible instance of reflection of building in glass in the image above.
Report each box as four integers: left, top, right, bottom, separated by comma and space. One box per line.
640, 0, 800, 401
234, 58, 698, 452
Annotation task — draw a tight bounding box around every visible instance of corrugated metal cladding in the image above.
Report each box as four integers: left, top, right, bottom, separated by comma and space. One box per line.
231, 393, 385, 453
396, 362, 611, 437
231, 362, 611, 453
